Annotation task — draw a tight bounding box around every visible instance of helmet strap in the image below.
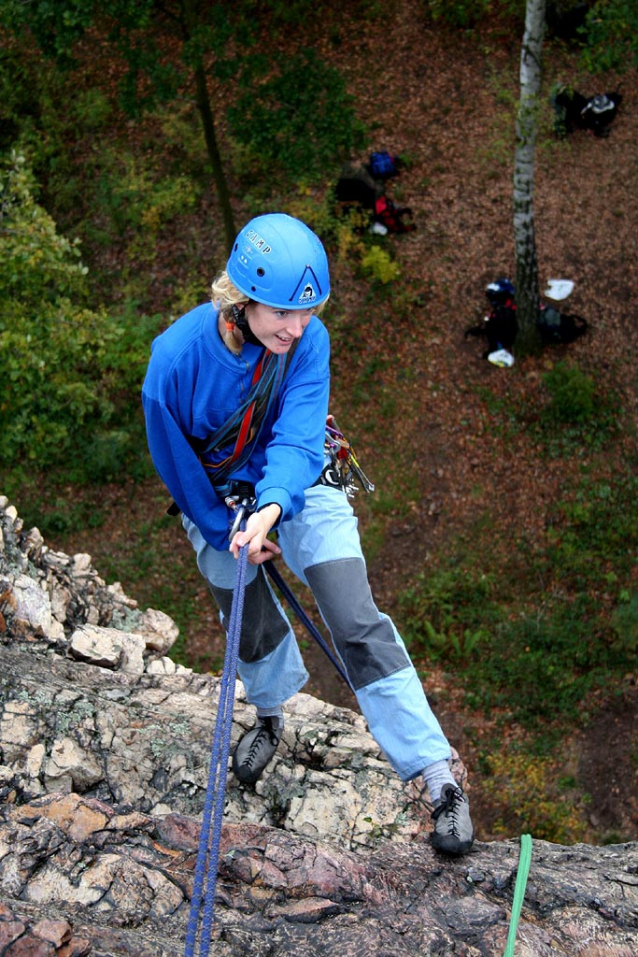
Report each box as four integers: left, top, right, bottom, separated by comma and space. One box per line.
231, 304, 262, 347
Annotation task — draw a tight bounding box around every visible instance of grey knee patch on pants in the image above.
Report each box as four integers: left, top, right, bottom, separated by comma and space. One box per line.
305, 558, 409, 690
209, 568, 290, 663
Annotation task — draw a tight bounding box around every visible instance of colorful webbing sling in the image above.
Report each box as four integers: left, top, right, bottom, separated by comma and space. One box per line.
198, 344, 296, 497
166, 342, 297, 517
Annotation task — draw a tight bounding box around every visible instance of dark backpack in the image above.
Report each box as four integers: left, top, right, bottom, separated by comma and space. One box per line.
335, 162, 383, 209
465, 299, 518, 358
537, 305, 588, 344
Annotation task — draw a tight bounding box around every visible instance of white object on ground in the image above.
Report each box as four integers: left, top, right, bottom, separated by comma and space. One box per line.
544, 279, 574, 301
487, 348, 515, 368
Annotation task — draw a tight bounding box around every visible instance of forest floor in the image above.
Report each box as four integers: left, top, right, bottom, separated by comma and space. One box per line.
16, 2, 638, 844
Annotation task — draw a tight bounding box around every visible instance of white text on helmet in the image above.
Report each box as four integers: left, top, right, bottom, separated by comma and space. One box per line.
245, 229, 272, 254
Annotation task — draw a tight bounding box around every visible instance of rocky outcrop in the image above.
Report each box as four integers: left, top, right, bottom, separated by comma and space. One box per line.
0, 496, 463, 847
1, 495, 638, 956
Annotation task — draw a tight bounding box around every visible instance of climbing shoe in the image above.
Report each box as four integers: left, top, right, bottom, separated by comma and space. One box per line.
232, 716, 283, 785
431, 783, 474, 856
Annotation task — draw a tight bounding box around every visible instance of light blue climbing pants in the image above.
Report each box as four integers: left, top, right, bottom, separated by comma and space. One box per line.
183, 483, 451, 781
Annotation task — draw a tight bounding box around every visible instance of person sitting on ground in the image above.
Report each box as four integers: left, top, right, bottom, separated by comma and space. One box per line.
141, 212, 474, 856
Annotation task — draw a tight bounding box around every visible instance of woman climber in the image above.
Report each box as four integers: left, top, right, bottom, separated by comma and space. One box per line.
142, 212, 474, 856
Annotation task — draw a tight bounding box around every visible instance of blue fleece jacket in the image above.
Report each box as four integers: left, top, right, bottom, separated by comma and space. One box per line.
142, 302, 330, 550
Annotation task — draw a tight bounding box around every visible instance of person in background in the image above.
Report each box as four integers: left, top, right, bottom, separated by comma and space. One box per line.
142, 212, 474, 856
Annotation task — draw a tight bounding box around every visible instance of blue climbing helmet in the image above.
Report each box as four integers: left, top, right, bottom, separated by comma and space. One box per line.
486, 277, 515, 307
226, 213, 330, 310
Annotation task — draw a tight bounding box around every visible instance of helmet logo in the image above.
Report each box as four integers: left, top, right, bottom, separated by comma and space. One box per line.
298, 282, 317, 305
245, 229, 272, 255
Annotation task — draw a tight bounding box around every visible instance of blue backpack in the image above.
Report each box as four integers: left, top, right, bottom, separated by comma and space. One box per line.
368, 151, 400, 179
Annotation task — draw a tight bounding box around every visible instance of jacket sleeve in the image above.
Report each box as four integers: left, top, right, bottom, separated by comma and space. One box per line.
142, 366, 232, 551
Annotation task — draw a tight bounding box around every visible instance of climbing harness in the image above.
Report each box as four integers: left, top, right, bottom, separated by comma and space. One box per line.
183, 524, 249, 957
503, 833, 532, 957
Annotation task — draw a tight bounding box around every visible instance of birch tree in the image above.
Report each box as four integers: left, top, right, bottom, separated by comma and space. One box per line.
513, 0, 546, 355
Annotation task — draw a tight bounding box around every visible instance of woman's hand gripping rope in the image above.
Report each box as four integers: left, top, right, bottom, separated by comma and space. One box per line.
228, 497, 282, 565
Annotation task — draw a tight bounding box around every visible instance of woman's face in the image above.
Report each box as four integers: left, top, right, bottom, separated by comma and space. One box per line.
244, 302, 313, 354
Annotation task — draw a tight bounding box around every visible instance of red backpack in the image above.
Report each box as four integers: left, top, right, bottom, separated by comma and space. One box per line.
373, 195, 416, 233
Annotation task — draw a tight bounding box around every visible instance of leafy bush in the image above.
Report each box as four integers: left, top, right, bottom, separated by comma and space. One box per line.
360, 245, 401, 285
400, 564, 499, 664
1, 153, 89, 302
489, 361, 620, 455
481, 749, 587, 843
0, 152, 161, 481
401, 564, 611, 724
399, 478, 638, 726
421, 0, 492, 28
466, 610, 604, 723
547, 474, 638, 585
581, 0, 638, 73
610, 591, 638, 653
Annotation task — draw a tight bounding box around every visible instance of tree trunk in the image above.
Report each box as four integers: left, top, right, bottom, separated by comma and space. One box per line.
181, 0, 236, 254
193, 60, 237, 254
513, 0, 546, 355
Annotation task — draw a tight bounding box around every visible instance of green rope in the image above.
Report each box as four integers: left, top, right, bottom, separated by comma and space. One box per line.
503, 834, 532, 957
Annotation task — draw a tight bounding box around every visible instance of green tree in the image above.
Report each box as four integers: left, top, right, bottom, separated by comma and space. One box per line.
227, 48, 366, 182
583, 0, 638, 72
0, 1, 367, 254
0, 0, 244, 250
0, 152, 157, 476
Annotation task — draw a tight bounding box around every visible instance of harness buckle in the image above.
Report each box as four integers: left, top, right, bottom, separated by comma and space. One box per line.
224, 481, 257, 540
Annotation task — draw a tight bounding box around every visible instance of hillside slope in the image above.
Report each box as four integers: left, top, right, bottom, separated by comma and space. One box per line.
16, 2, 638, 844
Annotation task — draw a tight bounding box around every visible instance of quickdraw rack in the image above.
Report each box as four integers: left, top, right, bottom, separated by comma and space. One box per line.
325, 415, 375, 498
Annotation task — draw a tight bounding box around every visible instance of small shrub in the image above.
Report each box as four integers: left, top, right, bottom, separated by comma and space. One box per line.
466, 607, 611, 724
542, 361, 596, 424
360, 245, 400, 285
547, 474, 638, 585
611, 591, 638, 653
482, 749, 587, 843
421, 0, 492, 28
400, 564, 498, 664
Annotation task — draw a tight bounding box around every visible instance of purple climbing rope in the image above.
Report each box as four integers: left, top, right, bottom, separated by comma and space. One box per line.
183, 539, 248, 957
